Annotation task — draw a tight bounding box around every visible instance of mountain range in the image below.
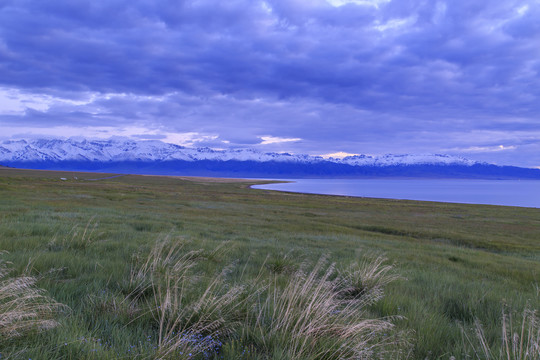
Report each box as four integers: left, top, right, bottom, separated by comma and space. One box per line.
1, 138, 539, 179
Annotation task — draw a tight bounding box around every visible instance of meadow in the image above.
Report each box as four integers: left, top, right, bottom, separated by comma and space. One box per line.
0, 167, 538, 359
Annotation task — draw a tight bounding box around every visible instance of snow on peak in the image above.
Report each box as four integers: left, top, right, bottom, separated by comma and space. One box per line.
0, 138, 478, 167
340, 153, 476, 166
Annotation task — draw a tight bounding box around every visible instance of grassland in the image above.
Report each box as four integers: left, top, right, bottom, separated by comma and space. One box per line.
0, 167, 538, 359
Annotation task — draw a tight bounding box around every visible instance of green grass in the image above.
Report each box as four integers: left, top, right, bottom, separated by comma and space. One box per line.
0, 167, 538, 359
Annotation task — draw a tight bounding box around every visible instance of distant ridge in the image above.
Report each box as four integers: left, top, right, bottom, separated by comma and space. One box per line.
0, 138, 475, 165
1, 138, 539, 179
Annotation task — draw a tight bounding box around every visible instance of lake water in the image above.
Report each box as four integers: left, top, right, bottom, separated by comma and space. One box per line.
252, 179, 540, 208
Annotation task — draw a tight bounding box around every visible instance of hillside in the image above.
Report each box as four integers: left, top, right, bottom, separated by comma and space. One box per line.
0, 167, 538, 359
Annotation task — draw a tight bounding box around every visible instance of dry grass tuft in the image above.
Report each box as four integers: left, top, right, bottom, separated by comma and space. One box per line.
461, 306, 540, 359
265, 251, 298, 275
131, 239, 244, 359
337, 253, 401, 304
249, 256, 409, 359
128, 241, 410, 359
48, 216, 99, 251
0, 253, 66, 342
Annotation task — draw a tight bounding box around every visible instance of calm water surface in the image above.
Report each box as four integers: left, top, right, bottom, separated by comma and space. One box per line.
252, 179, 540, 208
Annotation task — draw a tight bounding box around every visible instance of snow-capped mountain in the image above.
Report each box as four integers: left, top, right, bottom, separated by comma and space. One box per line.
338, 153, 476, 167
0, 138, 476, 166
2, 138, 538, 179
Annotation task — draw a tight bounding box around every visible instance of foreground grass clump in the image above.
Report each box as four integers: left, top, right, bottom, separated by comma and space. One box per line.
47, 216, 99, 251
0, 253, 66, 343
460, 307, 540, 360
244, 257, 409, 359
126, 239, 407, 359
338, 254, 401, 302
131, 239, 244, 358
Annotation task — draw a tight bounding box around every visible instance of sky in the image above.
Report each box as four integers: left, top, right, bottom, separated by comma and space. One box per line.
0, 0, 539, 167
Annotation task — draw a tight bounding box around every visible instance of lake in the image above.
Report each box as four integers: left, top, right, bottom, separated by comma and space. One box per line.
252, 179, 540, 208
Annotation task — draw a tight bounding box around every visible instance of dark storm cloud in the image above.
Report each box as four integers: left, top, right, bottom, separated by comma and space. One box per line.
1, 0, 539, 166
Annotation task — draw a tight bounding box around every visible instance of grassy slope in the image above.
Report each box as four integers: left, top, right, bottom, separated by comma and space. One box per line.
0, 168, 538, 359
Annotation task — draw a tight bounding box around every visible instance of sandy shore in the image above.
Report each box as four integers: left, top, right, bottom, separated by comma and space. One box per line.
140, 174, 275, 183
